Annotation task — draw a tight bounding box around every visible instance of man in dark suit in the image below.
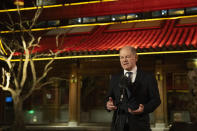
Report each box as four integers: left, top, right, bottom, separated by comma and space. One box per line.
106, 46, 161, 131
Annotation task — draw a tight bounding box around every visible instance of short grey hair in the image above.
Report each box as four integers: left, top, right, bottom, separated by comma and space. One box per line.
119, 46, 137, 55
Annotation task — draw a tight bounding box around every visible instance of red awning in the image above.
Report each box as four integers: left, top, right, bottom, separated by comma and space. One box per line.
34, 18, 197, 55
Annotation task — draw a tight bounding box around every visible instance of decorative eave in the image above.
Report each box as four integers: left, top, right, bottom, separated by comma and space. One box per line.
1, 16, 197, 61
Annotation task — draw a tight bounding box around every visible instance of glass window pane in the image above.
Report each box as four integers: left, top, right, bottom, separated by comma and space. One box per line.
127, 13, 138, 20
152, 10, 167, 17
97, 16, 110, 22
34, 21, 47, 28
186, 7, 197, 14
143, 12, 152, 18
83, 17, 96, 23
80, 75, 112, 123
47, 20, 60, 27
23, 83, 69, 124
161, 10, 168, 16
169, 8, 184, 16
111, 14, 126, 21
152, 11, 161, 17
68, 18, 82, 24
36, 0, 57, 6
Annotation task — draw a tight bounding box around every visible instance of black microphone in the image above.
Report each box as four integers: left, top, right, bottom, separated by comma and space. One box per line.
113, 75, 139, 131
119, 75, 139, 111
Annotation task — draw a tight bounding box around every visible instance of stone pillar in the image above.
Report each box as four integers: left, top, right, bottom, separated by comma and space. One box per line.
153, 60, 168, 131
68, 64, 78, 126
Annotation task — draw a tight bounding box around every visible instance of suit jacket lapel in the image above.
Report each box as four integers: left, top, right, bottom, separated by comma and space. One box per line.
133, 69, 142, 93
117, 72, 124, 100
135, 69, 142, 83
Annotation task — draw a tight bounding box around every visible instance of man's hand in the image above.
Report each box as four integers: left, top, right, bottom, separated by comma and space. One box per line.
128, 104, 144, 114
106, 97, 117, 111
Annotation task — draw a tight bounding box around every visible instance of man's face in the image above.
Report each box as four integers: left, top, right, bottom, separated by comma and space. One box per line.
120, 48, 137, 71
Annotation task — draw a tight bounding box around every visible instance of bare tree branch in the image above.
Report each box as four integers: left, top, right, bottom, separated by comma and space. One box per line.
37, 65, 53, 84
17, 56, 22, 82
30, 59, 36, 86
0, 69, 10, 88
1, 39, 14, 54
56, 28, 72, 48
0, 21, 13, 31
0, 69, 15, 95
16, 1, 24, 31
20, 36, 29, 88
30, 7, 43, 29
23, 80, 53, 101
0, 2, 61, 129
27, 31, 35, 48
3, 52, 20, 90
5, 11, 14, 29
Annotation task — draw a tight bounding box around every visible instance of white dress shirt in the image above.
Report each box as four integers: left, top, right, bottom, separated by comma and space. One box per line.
124, 66, 137, 83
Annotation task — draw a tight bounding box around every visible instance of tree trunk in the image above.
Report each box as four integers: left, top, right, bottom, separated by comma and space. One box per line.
12, 95, 25, 131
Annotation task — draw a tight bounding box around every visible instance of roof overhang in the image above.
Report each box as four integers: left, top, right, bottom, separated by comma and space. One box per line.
1, 16, 197, 60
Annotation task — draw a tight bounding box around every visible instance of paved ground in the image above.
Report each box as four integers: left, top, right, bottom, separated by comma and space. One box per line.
27, 126, 110, 131
1, 123, 111, 131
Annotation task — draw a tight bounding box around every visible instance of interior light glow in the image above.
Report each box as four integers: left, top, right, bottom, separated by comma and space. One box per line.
112, 18, 116, 21
162, 10, 167, 15
78, 18, 82, 23
33, 116, 37, 122
5, 97, 12, 103
28, 110, 35, 114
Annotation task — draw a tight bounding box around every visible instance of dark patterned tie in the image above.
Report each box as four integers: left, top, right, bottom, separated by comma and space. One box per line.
126, 72, 132, 83
125, 72, 132, 98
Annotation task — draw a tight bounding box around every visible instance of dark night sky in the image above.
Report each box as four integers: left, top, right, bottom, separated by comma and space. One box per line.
0, 0, 15, 9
